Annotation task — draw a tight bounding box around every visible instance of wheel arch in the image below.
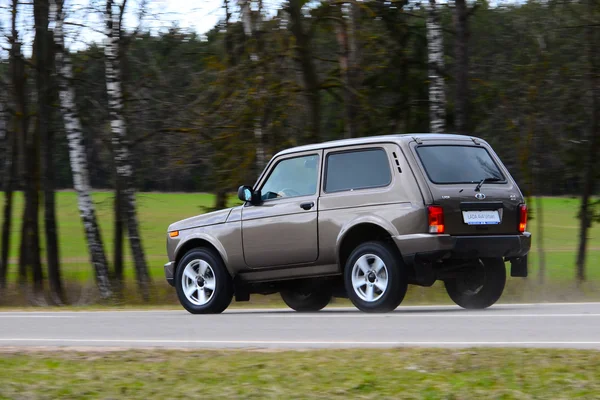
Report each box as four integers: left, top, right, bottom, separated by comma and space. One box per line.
336, 220, 400, 271
174, 235, 232, 277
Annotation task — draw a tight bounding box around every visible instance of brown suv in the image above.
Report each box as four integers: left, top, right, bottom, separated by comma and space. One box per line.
164, 134, 531, 314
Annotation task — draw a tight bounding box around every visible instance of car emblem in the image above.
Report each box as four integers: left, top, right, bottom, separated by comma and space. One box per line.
475, 193, 486, 200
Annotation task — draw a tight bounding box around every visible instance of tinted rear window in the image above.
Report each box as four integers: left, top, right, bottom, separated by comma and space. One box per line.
416, 145, 505, 184
325, 149, 391, 192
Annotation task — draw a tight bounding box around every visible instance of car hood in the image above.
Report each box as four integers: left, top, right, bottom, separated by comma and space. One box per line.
168, 208, 233, 232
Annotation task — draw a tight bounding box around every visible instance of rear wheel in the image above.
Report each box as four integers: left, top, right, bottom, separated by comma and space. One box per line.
280, 289, 332, 312
344, 241, 407, 313
444, 258, 506, 309
175, 248, 233, 314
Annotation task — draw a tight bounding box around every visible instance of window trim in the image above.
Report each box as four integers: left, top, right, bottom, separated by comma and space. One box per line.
414, 144, 507, 185
257, 152, 321, 203
323, 147, 393, 194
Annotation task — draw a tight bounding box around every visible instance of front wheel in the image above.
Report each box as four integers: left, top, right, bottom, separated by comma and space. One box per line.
344, 241, 408, 313
175, 248, 233, 314
280, 289, 332, 312
444, 258, 506, 309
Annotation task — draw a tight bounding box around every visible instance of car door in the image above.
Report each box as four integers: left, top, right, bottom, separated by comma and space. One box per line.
241, 151, 322, 268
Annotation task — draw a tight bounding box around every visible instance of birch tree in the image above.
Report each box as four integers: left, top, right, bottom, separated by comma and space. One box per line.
53, 0, 112, 298
426, 0, 446, 133
105, 0, 151, 299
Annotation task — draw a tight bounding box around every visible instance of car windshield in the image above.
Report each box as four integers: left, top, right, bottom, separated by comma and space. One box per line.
416, 145, 505, 184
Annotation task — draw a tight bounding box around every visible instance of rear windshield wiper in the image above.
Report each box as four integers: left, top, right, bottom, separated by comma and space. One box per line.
474, 177, 502, 192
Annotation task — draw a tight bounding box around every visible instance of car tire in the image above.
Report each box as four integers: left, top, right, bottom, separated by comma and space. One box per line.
280, 289, 332, 312
175, 248, 233, 314
344, 241, 408, 313
444, 257, 506, 310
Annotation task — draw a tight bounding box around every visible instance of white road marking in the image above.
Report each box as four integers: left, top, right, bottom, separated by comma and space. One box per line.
0, 315, 76, 318
0, 338, 599, 346
260, 313, 600, 318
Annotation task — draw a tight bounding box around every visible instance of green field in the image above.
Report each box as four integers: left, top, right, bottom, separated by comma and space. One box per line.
0, 348, 599, 399
0, 191, 241, 282
0, 193, 599, 303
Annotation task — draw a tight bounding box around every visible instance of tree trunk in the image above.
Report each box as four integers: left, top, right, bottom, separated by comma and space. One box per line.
347, 2, 360, 136
0, 94, 6, 288
454, 0, 469, 133
114, 4, 129, 290
35, 0, 64, 304
105, 0, 150, 300
224, 0, 236, 66
287, 0, 321, 142
113, 182, 124, 287
335, 2, 358, 139
12, 0, 44, 295
533, 122, 546, 284
239, 0, 252, 37
239, 0, 267, 171
0, 136, 16, 290
0, 84, 6, 181
10, 2, 26, 287
427, 0, 446, 133
54, 0, 112, 298
215, 189, 227, 210
575, 0, 600, 284
0, 84, 14, 290
19, 115, 44, 295
535, 196, 546, 284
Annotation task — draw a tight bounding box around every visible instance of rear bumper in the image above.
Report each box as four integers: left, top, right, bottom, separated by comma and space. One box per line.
164, 262, 175, 287
393, 232, 531, 263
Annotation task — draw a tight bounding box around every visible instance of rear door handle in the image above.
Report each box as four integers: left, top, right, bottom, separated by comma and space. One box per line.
300, 202, 314, 210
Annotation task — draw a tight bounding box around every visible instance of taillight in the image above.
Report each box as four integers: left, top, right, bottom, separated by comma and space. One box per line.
428, 205, 445, 234
519, 204, 527, 233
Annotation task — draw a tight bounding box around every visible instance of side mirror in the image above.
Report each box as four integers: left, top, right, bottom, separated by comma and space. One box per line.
237, 186, 262, 205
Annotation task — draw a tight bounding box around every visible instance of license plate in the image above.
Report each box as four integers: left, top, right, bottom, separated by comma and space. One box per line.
462, 210, 501, 225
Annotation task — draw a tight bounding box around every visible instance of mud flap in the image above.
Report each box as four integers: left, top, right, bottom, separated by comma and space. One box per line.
509, 255, 528, 277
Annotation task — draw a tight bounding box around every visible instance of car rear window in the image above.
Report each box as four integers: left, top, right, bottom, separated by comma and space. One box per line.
325, 148, 392, 192
416, 145, 505, 184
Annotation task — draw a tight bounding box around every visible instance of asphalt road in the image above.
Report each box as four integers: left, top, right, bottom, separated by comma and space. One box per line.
1, 302, 600, 350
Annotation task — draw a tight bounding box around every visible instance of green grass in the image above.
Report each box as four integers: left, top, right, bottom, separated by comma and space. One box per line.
0, 191, 241, 282
0, 193, 598, 304
0, 348, 599, 399
525, 197, 600, 281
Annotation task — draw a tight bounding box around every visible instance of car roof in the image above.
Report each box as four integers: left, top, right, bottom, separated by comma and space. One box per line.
275, 133, 477, 157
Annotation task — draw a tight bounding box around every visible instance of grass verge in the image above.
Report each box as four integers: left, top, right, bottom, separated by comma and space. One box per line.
0, 348, 599, 399
1, 194, 599, 306
2, 278, 600, 309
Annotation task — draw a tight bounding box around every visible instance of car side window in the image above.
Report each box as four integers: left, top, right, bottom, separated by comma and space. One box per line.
325, 148, 392, 193
260, 154, 320, 201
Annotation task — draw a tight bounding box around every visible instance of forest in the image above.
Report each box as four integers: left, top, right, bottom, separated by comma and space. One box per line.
0, 0, 598, 304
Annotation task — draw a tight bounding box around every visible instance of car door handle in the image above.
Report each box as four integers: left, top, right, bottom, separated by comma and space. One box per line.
300, 202, 314, 210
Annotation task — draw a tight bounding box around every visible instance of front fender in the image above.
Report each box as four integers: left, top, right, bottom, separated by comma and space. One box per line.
174, 230, 230, 271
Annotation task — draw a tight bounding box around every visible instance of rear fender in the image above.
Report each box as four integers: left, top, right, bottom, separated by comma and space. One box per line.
335, 216, 399, 264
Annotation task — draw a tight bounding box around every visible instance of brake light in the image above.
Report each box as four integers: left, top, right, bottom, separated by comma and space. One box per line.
428, 205, 445, 234
519, 204, 527, 233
